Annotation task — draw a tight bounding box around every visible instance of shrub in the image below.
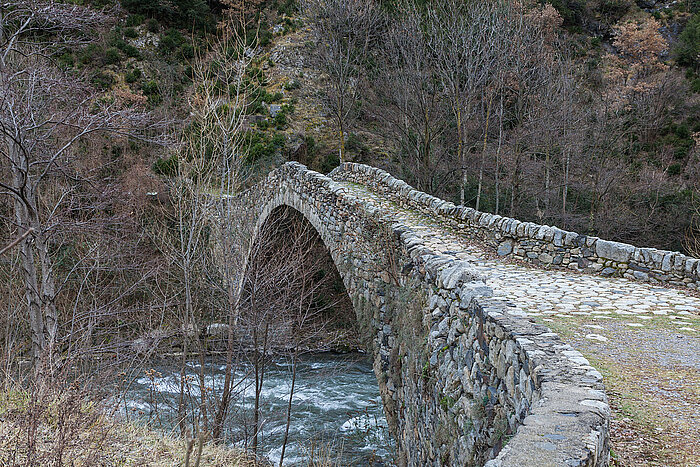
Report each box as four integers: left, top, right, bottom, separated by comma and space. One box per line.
247, 66, 265, 83
676, 124, 691, 139
259, 30, 274, 47
273, 112, 287, 129
676, 14, 700, 71
305, 135, 316, 154
276, 0, 298, 16
108, 34, 127, 50
56, 50, 74, 69
319, 151, 340, 174
667, 163, 682, 176
121, 44, 141, 59
180, 43, 194, 60
142, 80, 161, 105
126, 14, 145, 27
270, 133, 285, 148
124, 27, 138, 38
152, 155, 178, 176
125, 68, 142, 83
122, 0, 214, 31
159, 29, 186, 57
594, 0, 632, 25
248, 87, 284, 115
104, 47, 121, 65
91, 71, 114, 89
245, 131, 286, 162
692, 78, 700, 93
142, 80, 159, 95
146, 18, 160, 33
548, 0, 586, 28
78, 44, 103, 66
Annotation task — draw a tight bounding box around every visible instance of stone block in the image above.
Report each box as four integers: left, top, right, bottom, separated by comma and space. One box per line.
595, 239, 634, 263
552, 228, 565, 247
661, 253, 674, 272
633, 270, 649, 281
538, 252, 553, 263
497, 240, 513, 256
564, 231, 578, 246
672, 254, 686, 272
440, 262, 480, 289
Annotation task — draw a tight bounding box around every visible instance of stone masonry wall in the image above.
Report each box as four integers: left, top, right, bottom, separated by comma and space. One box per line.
330, 163, 700, 289
230, 162, 610, 466
387, 227, 609, 467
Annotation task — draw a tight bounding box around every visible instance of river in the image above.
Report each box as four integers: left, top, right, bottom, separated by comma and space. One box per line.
122, 352, 394, 466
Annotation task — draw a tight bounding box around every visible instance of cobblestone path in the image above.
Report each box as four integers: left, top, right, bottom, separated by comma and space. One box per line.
340, 182, 700, 332
340, 181, 700, 466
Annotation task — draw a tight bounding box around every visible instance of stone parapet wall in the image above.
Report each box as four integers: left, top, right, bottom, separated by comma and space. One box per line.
390, 227, 609, 466
330, 163, 700, 289
231, 162, 610, 466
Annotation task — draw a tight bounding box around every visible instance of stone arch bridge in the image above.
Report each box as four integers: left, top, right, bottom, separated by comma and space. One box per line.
230, 162, 700, 467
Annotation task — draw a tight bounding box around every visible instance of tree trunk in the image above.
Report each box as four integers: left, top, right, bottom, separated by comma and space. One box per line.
495, 95, 503, 215
178, 332, 189, 435
279, 350, 298, 467
456, 105, 464, 206
212, 252, 241, 440
339, 127, 345, 164
476, 97, 492, 212
34, 220, 58, 353
510, 152, 521, 217
563, 146, 570, 216
252, 327, 259, 454
9, 140, 50, 365
252, 322, 269, 454
423, 108, 432, 192
544, 151, 551, 214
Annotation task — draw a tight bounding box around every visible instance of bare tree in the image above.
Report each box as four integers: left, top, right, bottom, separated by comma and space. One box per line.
303, 0, 383, 163
429, 0, 505, 208
148, 22, 255, 438
494, 6, 561, 216
203, 22, 258, 441
0, 1, 162, 370
378, 2, 451, 194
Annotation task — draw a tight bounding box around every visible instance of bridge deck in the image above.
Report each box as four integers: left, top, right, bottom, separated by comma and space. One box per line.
338, 181, 700, 465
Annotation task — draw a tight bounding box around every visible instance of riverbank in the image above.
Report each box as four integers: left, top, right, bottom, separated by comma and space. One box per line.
0, 351, 390, 466
0, 384, 257, 466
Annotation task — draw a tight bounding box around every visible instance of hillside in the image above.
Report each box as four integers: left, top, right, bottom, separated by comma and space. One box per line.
29, 0, 698, 254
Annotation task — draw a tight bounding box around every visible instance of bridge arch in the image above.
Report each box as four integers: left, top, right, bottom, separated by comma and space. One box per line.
245, 187, 349, 293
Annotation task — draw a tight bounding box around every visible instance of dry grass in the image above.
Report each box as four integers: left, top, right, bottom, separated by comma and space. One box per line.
0, 383, 258, 467
537, 314, 700, 466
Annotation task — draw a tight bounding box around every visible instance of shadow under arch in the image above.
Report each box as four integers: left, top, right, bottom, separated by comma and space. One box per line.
243, 190, 350, 287
239, 203, 361, 353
